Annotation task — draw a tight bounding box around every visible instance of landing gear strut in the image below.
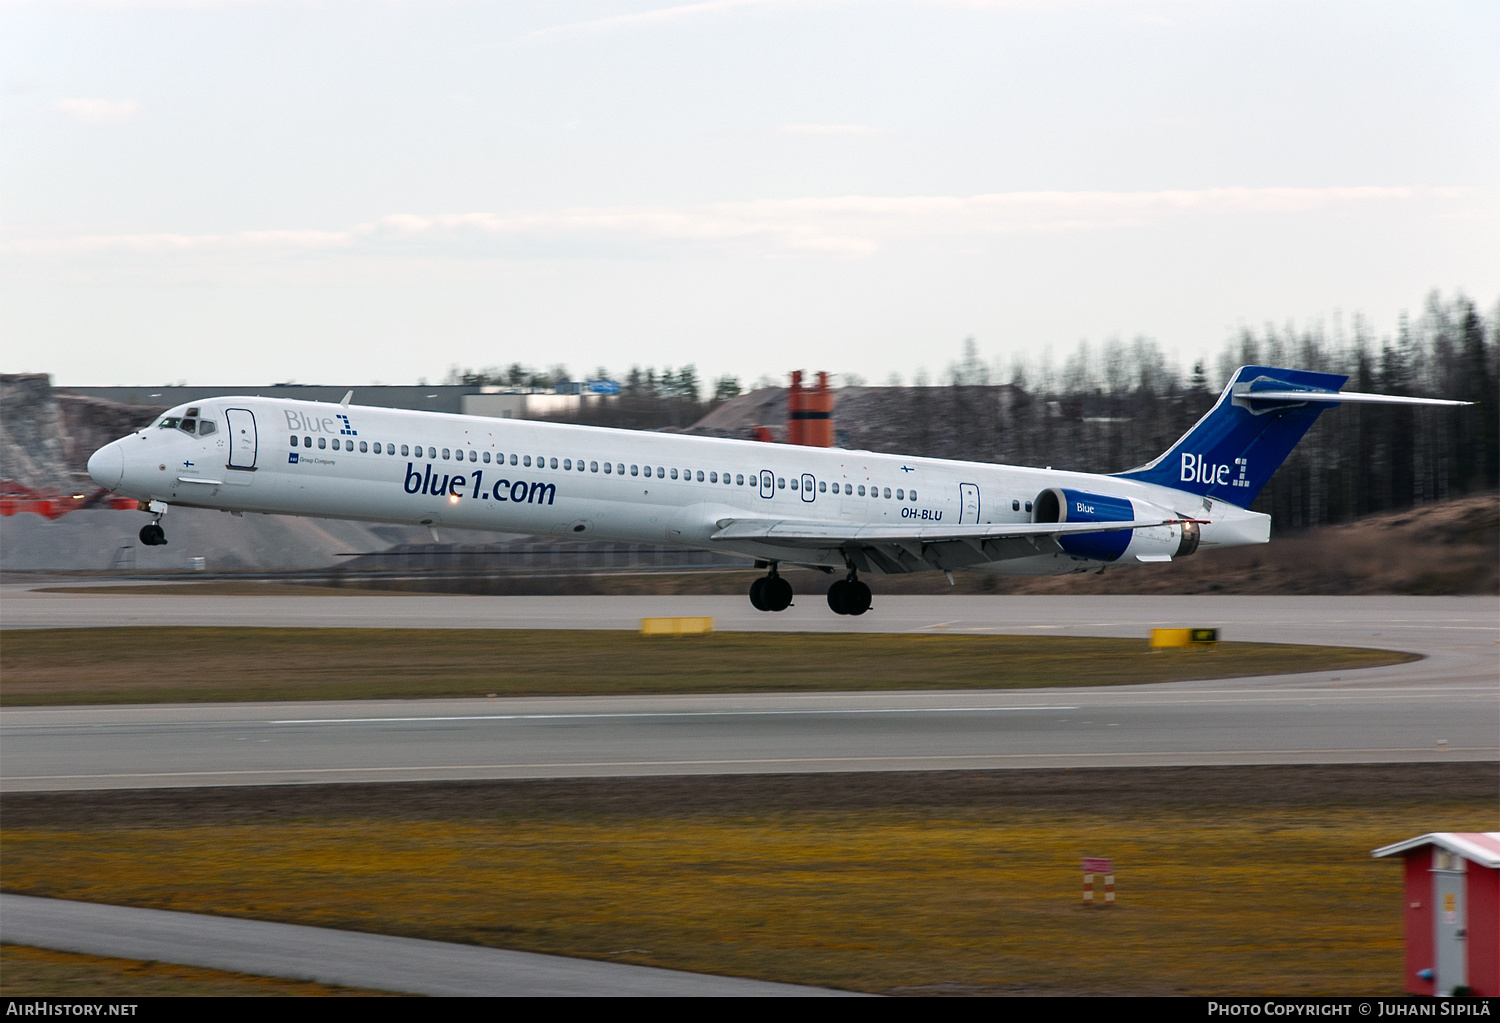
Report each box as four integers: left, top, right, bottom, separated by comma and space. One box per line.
749, 565, 793, 612
826, 570, 872, 616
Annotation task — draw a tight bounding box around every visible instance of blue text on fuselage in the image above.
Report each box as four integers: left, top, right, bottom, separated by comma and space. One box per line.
402, 463, 556, 505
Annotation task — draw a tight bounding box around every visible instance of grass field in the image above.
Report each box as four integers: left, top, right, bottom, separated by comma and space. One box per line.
0, 628, 1415, 705
3, 765, 1493, 996
0, 945, 394, 997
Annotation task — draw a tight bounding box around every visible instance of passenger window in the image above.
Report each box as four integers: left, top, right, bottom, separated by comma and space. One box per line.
319, 437, 327, 449
1012, 499, 1020, 511
442, 448, 450, 459
563, 458, 570, 470
466, 450, 474, 462
332, 439, 341, 450
777, 478, 785, 489
789, 477, 797, 490
911, 490, 918, 501
858, 485, 865, 496
506, 454, 514, 465
709, 472, 717, 483
549, 457, 557, 469
1025, 500, 1032, 512
290, 436, 299, 447
896, 488, 903, 500
657, 467, 665, 478
199, 421, 216, 436
723, 472, 731, 484
695, 470, 704, 482
670, 468, 678, 479
884, 488, 891, 499
590, 461, 599, 472
604, 462, 612, 473
428, 447, 437, 459
400, 444, 409, 456
523, 455, 531, 467
304, 436, 312, 448
617, 464, 624, 475
736, 474, 744, 485
631, 465, 639, 476
483, 452, 490, 463
361, 441, 369, 453
372, 442, 381, 453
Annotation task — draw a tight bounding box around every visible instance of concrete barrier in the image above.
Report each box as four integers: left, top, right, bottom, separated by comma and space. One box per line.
1149, 628, 1219, 649
641, 616, 714, 636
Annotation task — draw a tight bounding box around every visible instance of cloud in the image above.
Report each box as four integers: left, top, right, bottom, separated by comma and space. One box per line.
53, 98, 141, 124
5, 186, 1482, 265
779, 123, 881, 135
529, 0, 805, 39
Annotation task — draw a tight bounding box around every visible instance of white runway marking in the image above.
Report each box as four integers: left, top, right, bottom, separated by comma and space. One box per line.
267, 706, 1082, 725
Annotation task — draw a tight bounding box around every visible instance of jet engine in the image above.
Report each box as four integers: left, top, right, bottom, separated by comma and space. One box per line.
1033, 487, 1198, 563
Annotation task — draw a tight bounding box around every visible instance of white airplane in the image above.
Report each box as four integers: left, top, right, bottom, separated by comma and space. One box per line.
87, 365, 1467, 616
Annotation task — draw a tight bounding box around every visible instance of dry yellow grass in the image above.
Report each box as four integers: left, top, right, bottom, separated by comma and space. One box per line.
5, 778, 1492, 995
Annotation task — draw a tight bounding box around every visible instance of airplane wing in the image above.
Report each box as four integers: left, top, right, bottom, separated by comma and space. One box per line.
711, 516, 1185, 546
709, 515, 1195, 573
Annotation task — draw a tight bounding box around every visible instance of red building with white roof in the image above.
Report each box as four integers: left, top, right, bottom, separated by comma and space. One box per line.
1372, 832, 1500, 996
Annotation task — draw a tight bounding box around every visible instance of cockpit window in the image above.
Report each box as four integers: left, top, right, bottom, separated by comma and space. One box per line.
186, 407, 200, 417
180, 418, 197, 433
198, 421, 216, 436
158, 417, 181, 430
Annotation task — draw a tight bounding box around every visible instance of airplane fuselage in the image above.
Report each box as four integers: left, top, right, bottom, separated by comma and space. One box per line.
87, 395, 1268, 577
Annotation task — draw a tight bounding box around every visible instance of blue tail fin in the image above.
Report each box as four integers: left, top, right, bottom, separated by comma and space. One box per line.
1115, 365, 1347, 506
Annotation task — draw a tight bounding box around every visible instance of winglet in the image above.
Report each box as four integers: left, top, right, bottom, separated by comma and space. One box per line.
340, 390, 354, 407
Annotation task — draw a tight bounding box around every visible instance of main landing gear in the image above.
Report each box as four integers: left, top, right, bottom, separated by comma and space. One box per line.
826, 571, 872, 616
749, 565, 793, 612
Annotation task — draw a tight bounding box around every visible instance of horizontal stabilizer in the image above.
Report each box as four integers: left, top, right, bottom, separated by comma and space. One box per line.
1235, 389, 1470, 407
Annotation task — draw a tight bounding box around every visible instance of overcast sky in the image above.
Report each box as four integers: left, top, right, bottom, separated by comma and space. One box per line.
2, 0, 1496, 389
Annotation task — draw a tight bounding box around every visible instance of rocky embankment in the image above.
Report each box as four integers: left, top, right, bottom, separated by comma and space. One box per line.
0, 374, 163, 492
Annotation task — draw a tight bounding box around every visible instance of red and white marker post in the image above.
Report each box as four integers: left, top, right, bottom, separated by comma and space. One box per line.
1082, 858, 1115, 907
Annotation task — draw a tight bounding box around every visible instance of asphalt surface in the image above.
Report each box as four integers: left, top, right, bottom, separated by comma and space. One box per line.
2, 589, 1494, 995
2, 594, 1495, 791
0, 894, 851, 996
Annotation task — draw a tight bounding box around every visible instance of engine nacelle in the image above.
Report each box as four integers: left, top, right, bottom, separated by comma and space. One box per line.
1033, 487, 1199, 563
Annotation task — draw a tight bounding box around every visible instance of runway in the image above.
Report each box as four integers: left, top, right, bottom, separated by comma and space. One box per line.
2, 594, 1495, 792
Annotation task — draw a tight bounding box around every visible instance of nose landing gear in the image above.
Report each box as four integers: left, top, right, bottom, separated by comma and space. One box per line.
139, 502, 169, 546
827, 571, 872, 616
748, 565, 793, 612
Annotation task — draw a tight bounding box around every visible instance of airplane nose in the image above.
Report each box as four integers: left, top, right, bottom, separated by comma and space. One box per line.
88, 442, 124, 490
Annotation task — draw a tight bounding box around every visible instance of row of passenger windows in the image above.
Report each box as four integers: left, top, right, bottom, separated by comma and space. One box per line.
286, 433, 917, 500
